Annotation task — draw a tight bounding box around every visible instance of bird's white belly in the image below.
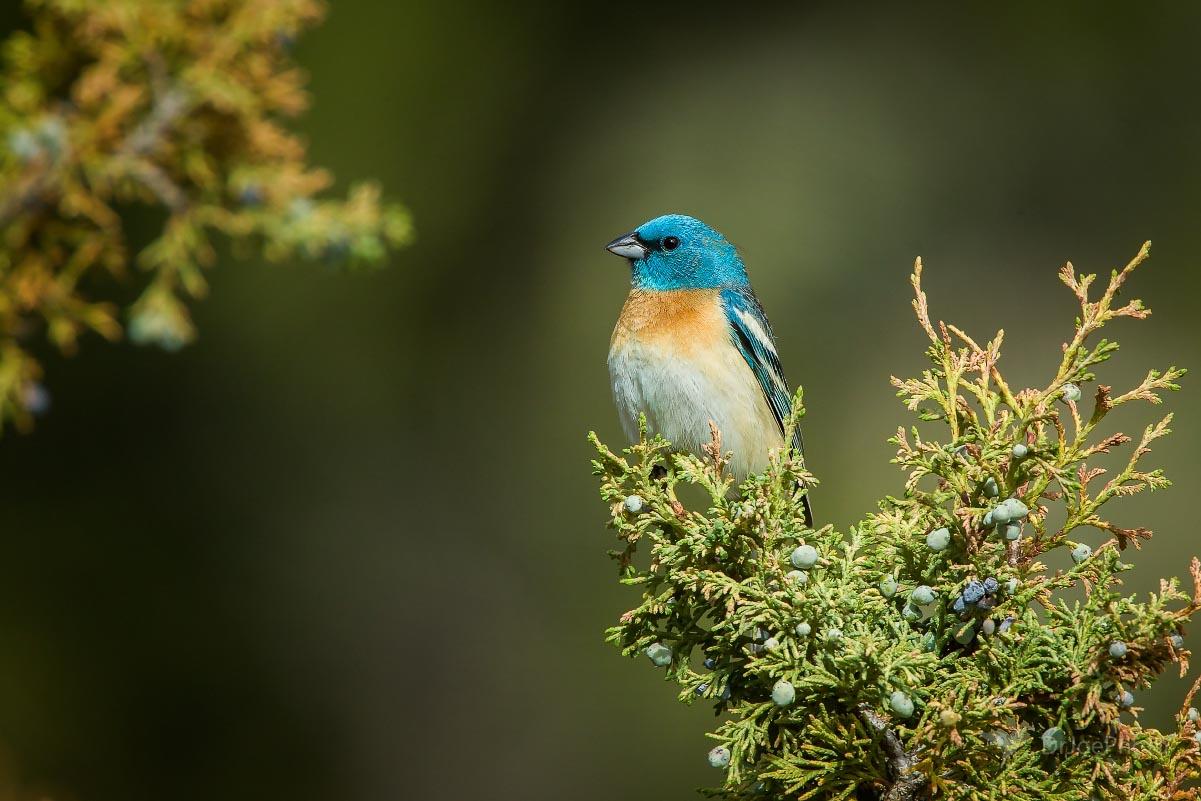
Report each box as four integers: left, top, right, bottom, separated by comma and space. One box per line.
608, 337, 783, 480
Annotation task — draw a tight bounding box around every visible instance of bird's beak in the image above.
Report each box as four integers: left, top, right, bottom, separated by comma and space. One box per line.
605, 232, 649, 260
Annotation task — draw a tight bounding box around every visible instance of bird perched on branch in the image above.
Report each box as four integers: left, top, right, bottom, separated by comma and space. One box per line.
605, 214, 812, 523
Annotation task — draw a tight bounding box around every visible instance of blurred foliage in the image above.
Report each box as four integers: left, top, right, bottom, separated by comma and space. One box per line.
594, 246, 1200, 800
0, 0, 410, 431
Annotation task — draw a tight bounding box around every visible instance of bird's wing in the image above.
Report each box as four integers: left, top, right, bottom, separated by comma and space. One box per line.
721, 287, 813, 522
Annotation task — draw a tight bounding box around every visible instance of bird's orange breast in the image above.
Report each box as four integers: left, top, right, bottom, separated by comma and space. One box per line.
607, 287, 783, 479
610, 288, 728, 355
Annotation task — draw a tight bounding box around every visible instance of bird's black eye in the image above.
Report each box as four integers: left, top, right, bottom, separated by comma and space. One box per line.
662, 236, 680, 251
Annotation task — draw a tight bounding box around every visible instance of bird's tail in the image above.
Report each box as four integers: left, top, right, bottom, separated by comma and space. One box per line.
800, 487, 814, 528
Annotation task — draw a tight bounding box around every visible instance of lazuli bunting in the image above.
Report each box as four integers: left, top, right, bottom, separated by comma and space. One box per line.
605, 214, 812, 522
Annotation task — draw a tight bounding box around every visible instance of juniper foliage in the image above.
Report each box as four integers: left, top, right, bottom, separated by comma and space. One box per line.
591, 244, 1201, 800
0, 0, 411, 431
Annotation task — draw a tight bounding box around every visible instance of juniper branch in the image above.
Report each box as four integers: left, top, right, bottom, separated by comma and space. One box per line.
0, 0, 413, 432
594, 242, 1201, 801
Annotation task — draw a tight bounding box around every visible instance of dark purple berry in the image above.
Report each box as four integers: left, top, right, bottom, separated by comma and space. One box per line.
963, 580, 986, 605
238, 184, 264, 207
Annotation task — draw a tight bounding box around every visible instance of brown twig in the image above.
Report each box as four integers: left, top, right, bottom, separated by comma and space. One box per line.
858, 705, 928, 801
702, 418, 727, 478
0, 166, 55, 228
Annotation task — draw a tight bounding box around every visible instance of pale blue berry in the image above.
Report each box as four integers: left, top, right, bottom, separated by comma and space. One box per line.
982, 577, 999, 595
1005, 578, 1019, 595
954, 621, 977, 645
645, 643, 672, 667
990, 504, 1013, 525
623, 494, 644, 514
795, 622, 812, 638
889, 690, 915, 718
704, 657, 718, 670
763, 637, 780, 651
999, 497, 1029, 520
879, 576, 898, 598
1062, 383, 1082, 402
1117, 690, 1135, 708
1071, 544, 1093, 564
926, 527, 951, 551
1042, 726, 1066, 753
1188, 707, 1199, 723
825, 628, 843, 642
127, 299, 190, 351
1194, 732, 1201, 746
911, 585, 937, 606
708, 745, 731, 768
21, 382, 50, 415
982, 477, 1000, 498
1171, 634, 1185, 649
921, 632, 936, 652
902, 604, 920, 622
790, 544, 819, 569
7, 128, 41, 162
1002, 522, 1022, 541
786, 569, 809, 585
981, 618, 997, 636
1011, 443, 1029, 459
1109, 641, 1128, 659
951, 595, 967, 615
771, 679, 796, 706
983, 510, 994, 527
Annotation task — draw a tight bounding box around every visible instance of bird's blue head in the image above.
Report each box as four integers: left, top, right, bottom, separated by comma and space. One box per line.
605, 214, 748, 291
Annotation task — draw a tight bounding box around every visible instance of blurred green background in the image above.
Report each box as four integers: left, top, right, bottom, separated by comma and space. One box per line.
2, 2, 1201, 799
